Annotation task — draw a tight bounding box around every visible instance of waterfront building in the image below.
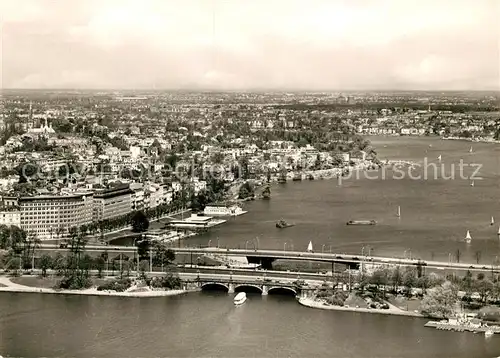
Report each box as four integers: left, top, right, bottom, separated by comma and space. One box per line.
0, 208, 21, 227
93, 185, 133, 221
168, 214, 225, 229
204, 205, 247, 217
19, 193, 94, 239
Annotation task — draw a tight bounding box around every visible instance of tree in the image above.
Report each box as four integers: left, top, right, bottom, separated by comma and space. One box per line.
420, 281, 458, 318
153, 243, 176, 269
130, 211, 149, 233
39, 254, 53, 277
475, 251, 482, 264
238, 181, 254, 200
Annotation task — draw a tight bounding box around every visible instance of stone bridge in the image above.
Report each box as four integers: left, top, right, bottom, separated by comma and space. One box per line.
187, 277, 314, 297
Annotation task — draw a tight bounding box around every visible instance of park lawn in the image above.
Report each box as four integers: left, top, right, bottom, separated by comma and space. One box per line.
387, 295, 422, 312
11, 276, 113, 289
345, 292, 369, 308
11, 276, 61, 289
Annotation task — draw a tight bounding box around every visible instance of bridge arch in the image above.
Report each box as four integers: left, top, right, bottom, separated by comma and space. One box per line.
268, 286, 297, 296
201, 283, 229, 292
234, 284, 263, 294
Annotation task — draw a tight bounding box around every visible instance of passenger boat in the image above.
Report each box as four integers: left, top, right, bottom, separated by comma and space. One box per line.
346, 220, 377, 226
234, 292, 247, 305
465, 230, 472, 244
276, 219, 295, 229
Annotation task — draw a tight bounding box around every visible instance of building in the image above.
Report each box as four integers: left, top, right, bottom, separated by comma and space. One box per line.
93, 185, 133, 221
0, 208, 21, 227
19, 193, 94, 239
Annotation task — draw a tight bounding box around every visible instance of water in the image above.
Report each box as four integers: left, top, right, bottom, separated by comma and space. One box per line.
1, 291, 500, 358
187, 137, 500, 264
2, 137, 500, 357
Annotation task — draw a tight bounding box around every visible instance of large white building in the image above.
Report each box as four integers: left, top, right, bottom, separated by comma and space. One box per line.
93, 185, 133, 221
0, 209, 21, 227
19, 193, 94, 239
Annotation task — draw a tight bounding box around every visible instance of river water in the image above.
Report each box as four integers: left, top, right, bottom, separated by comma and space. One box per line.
2, 136, 500, 357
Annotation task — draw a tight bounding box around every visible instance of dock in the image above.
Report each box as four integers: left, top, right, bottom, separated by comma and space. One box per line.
424, 321, 500, 334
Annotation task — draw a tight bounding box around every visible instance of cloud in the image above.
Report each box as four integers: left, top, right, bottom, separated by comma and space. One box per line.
1, 0, 499, 90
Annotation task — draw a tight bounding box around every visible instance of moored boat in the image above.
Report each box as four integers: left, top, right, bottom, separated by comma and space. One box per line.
234, 292, 247, 305
346, 220, 377, 226
465, 230, 472, 244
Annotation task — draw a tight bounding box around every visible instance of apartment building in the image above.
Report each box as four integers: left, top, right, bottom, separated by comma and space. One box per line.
0, 208, 21, 227
93, 185, 133, 221
19, 193, 94, 239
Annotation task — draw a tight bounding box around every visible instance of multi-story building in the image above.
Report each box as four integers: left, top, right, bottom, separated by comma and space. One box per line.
0, 207, 21, 227
93, 185, 133, 221
19, 193, 94, 239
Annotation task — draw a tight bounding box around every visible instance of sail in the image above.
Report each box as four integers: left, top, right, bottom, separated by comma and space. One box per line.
307, 241, 313, 252
498, 226, 500, 235
437, 155, 442, 162
491, 217, 495, 225
469, 146, 473, 153
465, 230, 472, 241
471, 181, 475, 187
397, 206, 401, 217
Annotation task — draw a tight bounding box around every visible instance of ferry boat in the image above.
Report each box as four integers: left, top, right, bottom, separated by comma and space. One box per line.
203, 205, 247, 217
346, 220, 377, 226
234, 292, 247, 305
465, 230, 472, 244
276, 219, 295, 229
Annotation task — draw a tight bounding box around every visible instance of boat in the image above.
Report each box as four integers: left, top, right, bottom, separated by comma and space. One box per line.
346, 220, 377, 226
497, 226, 500, 236
470, 181, 475, 187
437, 154, 442, 162
234, 292, 247, 305
485, 330, 494, 337
306, 241, 313, 252
276, 219, 295, 229
469, 146, 473, 153
491, 216, 495, 226
397, 206, 401, 218
465, 230, 472, 244
306, 173, 314, 180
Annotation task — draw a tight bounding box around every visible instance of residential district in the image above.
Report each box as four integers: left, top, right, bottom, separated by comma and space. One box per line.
0, 90, 500, 331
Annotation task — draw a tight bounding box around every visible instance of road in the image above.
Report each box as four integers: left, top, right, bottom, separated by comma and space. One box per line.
36, 245, 500, 274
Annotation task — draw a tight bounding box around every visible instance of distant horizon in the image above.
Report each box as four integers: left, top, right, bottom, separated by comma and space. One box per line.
2, 87, 500, 94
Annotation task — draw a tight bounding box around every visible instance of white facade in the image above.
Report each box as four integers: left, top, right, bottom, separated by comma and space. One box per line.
0, 210, 21, 227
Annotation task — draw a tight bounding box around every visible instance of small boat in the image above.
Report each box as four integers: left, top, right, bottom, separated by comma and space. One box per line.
491, 216, 495, 226
234, 292, 247, 305
465, 230, 472, 244
397, 206, 401, 218
306, 241, 313, 253
485, 330, 494, 337
346, 220, 377, 226
470, 181, 475, 187
497, 226, 500, 236
276, 219, 295, 229
437, 154, 442, 162
306, 173, 314, 180
469, 146, 473, 153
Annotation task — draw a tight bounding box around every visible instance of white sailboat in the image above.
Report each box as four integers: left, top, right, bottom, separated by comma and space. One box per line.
491, 217, 495, 226
306, 241, 313, 252
497, 226, 500, 236
469, 146, 473, 153
437, 154, 442, 162
465, 230, 472, 244
397, 206, 401, 218
470, 181, 475, 187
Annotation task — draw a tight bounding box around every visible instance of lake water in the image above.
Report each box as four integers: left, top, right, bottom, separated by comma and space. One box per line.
2, 136, 500, 357
1, 291, 500, 358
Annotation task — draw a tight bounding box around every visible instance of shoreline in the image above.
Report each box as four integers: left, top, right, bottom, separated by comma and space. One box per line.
0, 276, 197, 298
297, 297, 424, 318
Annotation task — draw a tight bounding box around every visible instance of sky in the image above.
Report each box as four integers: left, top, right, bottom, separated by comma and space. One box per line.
1, 0, 499, 90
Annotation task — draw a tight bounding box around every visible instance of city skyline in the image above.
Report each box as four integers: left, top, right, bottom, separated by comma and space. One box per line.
2, 0, 499, 91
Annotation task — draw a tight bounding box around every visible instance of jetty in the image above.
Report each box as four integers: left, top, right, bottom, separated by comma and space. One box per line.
425, 320, 500, 334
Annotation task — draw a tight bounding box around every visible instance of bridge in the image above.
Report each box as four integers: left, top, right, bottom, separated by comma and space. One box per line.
177, 272, 320, 297
36, 245, 500, 274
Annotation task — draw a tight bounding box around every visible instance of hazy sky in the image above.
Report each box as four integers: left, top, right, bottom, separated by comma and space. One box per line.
1, 0, 499, 90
